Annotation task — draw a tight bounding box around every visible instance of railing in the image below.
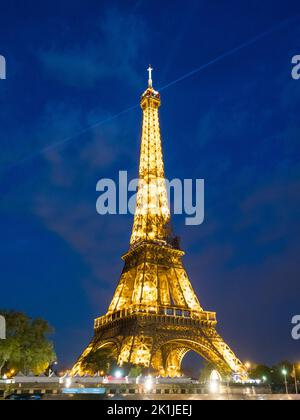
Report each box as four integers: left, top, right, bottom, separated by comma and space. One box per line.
94, 305, 216, 329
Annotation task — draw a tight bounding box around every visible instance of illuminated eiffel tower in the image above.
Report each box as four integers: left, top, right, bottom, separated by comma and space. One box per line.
72, 68, 246, 378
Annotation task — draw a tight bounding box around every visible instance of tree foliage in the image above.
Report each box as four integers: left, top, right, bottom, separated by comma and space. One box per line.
249, 365, 272, 381
249, 361, 294, 385
80, 349, 147, 377
129, 365, 142, 378
0, 310, 56, 376
80, 348, 117, 375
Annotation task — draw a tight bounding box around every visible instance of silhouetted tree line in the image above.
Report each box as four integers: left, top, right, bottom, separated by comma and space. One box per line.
249, 362, 299, 389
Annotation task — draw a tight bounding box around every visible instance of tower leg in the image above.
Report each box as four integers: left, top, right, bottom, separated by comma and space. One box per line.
71, 320, 247, 379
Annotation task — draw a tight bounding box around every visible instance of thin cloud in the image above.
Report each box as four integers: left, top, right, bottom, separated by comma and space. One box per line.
38, 8, 146, 89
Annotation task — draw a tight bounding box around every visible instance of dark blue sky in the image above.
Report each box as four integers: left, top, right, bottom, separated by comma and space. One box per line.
0, 0, 300, 369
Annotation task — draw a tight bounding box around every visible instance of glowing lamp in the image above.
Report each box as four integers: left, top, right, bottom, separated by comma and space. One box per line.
114, 370, 123, 379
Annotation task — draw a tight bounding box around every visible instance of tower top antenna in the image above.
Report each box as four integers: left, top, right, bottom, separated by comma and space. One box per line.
147, 65, 153, 88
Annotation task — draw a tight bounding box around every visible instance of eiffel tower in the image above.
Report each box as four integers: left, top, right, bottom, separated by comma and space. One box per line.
72, 68, 246, 379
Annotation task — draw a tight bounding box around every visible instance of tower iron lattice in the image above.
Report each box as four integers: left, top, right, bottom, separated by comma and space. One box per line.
71, 68, 246, 379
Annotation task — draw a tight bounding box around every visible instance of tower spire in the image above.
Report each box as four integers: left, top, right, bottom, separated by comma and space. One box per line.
130, 67, 170, 247
147, 65, 153, 88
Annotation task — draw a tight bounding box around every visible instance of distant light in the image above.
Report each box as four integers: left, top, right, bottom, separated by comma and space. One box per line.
65, 378, 72, 388
144, 377, 153, 392
282, 369, 287, 376
114, 370, 123, 379
245, 362, 251, 370
262, 376, 267, 382
209, 380, 219, 394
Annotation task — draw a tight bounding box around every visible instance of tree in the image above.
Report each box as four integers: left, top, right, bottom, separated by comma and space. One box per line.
80, 348, 116, 375
0, 310, 56, 376
271, 361, 293, 385
248, 362, 295, 386
129, 365, 142, 378
249, 365, 272, 382
0, 338, 18, 376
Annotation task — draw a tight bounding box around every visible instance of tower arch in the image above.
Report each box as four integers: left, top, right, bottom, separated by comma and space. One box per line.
151, 338, 235, 378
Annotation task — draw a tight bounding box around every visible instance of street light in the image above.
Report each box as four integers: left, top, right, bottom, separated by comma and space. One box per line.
65, 377, 72, 389
245, 362, 251, 370
293, 365, 299, 394
144, 376, 153, 392
282, 369, 288, 395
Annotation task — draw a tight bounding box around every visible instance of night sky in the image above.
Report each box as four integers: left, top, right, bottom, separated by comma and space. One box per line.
0, 0, 300, 371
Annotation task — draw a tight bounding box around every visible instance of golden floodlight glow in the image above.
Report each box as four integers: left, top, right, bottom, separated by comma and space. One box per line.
71, 69, 247, 380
